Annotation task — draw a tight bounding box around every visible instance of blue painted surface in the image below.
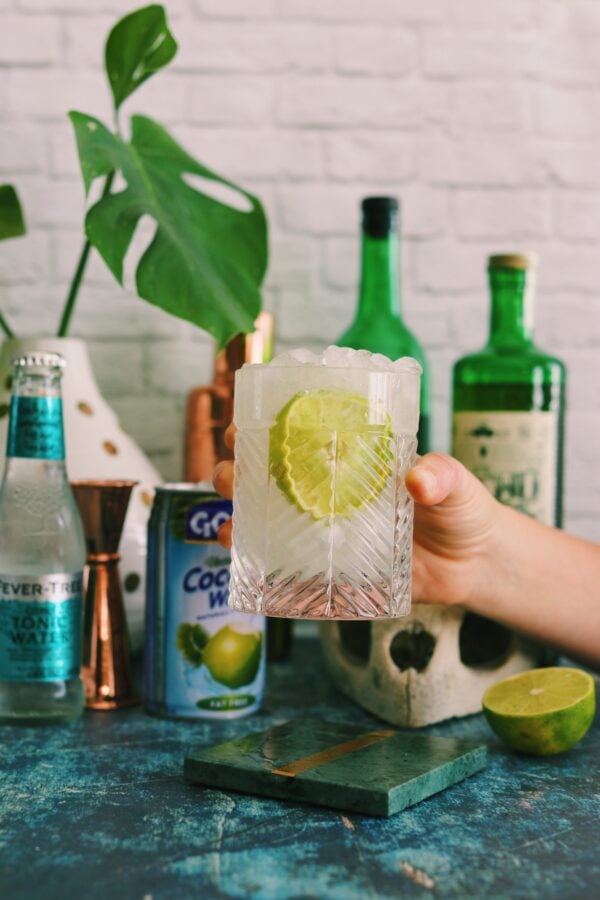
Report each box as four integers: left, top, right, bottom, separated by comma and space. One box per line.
0, 635, 598, 899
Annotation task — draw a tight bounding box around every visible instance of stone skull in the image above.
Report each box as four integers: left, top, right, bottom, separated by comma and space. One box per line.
320, 603, 551, 727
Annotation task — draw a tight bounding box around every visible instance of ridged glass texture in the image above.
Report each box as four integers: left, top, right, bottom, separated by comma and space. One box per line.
229, 352, 420, 620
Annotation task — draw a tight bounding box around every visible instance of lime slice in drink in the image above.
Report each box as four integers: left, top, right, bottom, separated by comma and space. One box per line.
482, 667, 596, 756
269, 389, 394, 520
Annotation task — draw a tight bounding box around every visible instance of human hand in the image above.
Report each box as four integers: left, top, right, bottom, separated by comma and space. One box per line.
409, 455, 600, 667
213, 437, 600, 665
213, 434, 499, 610
212, 425, 235, 548
406, 453, 500, 608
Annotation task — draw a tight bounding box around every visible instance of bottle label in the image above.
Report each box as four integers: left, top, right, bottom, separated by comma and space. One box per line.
7, 396, 65, 460
452, 411, 558, 525
0, 573, 83, 682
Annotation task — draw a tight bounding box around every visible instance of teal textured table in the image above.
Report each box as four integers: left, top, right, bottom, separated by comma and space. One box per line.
1, 634, 598, 899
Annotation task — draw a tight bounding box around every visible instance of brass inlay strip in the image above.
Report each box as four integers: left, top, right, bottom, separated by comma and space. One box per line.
272, 729, 396, 778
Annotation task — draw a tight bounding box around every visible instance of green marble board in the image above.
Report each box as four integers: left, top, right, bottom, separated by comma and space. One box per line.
184, 717, 487, 817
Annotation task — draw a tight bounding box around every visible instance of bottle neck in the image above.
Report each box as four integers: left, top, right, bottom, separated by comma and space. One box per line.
487, 268, 534, 350
356, 231, 400, 321
6, 371, 66, 463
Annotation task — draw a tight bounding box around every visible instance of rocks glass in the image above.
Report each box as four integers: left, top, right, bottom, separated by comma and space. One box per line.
228, 347, 421, 620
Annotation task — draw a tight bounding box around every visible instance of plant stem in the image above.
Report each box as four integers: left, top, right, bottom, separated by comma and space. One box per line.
0, 311, 15, 339
56, 239, 93, 337
56, 171, 115, 337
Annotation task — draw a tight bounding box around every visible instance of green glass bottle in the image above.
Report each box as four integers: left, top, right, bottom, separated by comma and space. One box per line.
452, 254, 566, 527
337, 196, 431, 452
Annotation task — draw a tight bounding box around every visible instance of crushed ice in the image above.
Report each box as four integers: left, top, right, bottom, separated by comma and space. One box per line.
265, 345, 421, 375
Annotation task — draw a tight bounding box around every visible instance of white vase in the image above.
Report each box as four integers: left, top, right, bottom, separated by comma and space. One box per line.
0, 337, 163, 649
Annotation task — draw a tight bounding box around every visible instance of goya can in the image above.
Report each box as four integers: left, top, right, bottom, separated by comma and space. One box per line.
145, 483, 265, 719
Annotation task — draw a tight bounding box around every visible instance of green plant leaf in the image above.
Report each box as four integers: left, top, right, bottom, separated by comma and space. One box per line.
177, 622, 210, 668
69, 111, 268, 347
0, 185, 26, 241
105, 4, 177, 112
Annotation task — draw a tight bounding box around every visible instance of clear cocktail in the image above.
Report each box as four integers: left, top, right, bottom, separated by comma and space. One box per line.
228, 347, 421, 619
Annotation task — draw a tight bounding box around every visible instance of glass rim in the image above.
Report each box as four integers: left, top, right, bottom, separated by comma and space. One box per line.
237, 360, 422, 377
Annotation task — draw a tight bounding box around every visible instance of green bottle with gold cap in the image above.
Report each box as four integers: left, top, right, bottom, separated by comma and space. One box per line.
452, 253, 566, 528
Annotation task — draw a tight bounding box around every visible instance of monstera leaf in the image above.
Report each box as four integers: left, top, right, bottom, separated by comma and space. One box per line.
69, 111, 268, 347
0, 185, 26, 241
105, 5, 177, 111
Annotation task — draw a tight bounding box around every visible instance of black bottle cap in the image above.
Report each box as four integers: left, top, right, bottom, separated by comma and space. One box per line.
361, 196, 399, 238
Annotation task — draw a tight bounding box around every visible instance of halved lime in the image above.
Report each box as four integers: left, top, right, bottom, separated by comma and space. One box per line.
269, 389, 394, 520
482, 667, 596, 756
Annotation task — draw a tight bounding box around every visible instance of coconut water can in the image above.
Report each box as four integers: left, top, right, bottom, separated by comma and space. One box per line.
144, 484, 265, 719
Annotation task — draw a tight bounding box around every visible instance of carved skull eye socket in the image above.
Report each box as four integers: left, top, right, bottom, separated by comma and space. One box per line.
459, 613, 513, 669
338, 621, 371, 666
389, 623, 436, 672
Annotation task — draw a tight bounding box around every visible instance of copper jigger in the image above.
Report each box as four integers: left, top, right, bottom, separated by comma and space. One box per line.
71, 479, 139, 710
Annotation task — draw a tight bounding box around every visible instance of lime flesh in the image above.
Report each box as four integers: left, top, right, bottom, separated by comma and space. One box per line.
269, 389, 394, 520
482, 667, 596, 756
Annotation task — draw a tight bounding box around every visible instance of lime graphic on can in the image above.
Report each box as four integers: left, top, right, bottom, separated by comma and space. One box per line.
202, 625, 263, 689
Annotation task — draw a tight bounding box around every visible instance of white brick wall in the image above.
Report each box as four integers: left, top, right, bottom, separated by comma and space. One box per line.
1, 0, 600, 539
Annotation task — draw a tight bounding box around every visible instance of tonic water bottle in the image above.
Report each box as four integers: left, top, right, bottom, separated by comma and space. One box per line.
453, 254, 565, 527
0, 353, 86, 724
337, 196, 431, 452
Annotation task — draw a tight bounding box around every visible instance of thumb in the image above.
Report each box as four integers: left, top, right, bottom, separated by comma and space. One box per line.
406, 453, 478, 508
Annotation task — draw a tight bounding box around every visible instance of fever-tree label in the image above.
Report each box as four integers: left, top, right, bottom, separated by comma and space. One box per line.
0, 573, 83, 681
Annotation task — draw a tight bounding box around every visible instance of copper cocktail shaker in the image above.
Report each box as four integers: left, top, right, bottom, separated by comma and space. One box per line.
184, 312, 274, 483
